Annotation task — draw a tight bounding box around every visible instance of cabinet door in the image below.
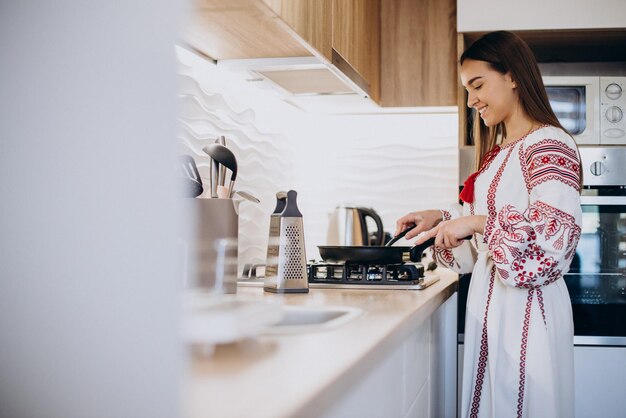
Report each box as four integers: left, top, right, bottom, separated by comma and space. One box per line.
260, 0, 280, 15
185, 0, 311, 60
574, 346, 626, 418
331, 0, 381, 102
381, 0, 457, 107
280, 0, 333, 60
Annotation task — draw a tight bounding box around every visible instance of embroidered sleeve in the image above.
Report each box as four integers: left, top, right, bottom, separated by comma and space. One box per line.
523, 138, 580, 192
429, 203, 476, 274
484, 135, 582, 288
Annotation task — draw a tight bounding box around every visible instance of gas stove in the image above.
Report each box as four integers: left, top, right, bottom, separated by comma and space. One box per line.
307, 261, 439, 290
238, 261, 440, 290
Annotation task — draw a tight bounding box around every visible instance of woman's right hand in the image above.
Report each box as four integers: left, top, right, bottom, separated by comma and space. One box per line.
395, 210, 443, 241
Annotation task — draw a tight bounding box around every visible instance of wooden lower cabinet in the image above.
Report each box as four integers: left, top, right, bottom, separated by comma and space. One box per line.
319, 294, 458, 418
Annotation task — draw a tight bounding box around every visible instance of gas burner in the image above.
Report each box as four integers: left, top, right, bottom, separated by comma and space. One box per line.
308, 262, 425, 286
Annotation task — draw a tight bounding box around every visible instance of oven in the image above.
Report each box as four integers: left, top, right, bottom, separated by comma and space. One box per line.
565, 187, 626, 345
458, 147, 626, 347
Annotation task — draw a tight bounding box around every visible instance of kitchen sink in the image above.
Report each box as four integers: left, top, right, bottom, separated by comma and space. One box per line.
263, 305, 362, 335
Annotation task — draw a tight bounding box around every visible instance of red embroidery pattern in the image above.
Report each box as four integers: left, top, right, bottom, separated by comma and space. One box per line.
470, 202, 480, 247
470, 266, 496, 418
484, 146, 516, 240
537, 288, 546, 326
529, 201, 581, 260
521, 139, 580, 193
433, 246, 455, 269
460, 146, 502, 204
481, 144, 505, 172
432, 209, 456, 268
488, 201, 580, 288
517, 289, 534, 418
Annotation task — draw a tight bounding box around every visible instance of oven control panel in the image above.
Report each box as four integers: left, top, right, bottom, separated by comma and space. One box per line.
580, 147, 626, 185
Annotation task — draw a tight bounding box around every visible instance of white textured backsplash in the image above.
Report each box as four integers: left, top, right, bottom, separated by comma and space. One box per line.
176, 47, 459, 272
294, 113, 459, 260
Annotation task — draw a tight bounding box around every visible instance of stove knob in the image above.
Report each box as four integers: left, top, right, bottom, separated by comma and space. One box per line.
590, 161, 607, 176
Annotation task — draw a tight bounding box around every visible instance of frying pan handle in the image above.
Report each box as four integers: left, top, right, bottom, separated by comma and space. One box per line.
386, 224, 417, 247
408, 235, 473, 262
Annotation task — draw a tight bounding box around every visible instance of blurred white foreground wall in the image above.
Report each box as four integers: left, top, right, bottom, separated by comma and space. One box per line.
0, 1, 183, 417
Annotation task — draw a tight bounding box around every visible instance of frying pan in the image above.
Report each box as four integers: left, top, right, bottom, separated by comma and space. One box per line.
318, 236, 472, 264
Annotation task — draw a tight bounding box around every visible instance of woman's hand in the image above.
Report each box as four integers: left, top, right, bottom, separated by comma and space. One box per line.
415, 215, 486, 249
395, 210, 443, 240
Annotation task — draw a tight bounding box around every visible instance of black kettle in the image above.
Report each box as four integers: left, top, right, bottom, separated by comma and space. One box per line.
326, 206, 384, 246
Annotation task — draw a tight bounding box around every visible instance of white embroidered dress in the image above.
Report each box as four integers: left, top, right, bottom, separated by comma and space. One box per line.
433, 126, 582, 418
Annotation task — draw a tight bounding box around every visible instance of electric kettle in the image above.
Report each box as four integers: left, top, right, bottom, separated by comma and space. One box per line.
326, 206, 384, 246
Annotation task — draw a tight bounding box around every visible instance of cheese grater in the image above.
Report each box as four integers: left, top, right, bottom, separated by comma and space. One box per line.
263, 191, 286, 291
264, 190, 309, 293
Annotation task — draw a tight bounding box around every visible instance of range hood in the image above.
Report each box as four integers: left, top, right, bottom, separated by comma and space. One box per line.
216, 56, 369, 98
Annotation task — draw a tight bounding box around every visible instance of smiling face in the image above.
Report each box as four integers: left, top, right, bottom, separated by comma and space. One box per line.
460, 59, 519, 127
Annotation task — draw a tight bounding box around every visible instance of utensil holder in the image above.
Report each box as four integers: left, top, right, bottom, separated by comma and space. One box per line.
184, 198, 238, 293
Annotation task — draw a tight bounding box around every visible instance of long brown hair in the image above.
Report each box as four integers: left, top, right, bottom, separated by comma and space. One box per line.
460, 31, 583, 189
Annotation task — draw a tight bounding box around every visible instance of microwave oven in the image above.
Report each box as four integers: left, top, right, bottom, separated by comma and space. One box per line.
542, 76, 626, 145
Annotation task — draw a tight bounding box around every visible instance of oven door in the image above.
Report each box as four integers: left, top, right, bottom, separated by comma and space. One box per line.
566, 193, 626, 346
458, 191, 626, 346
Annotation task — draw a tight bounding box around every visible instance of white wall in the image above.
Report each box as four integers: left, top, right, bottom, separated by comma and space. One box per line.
458, 0, 626, 32
0, 2, 183, 417
177, 48, 459, 269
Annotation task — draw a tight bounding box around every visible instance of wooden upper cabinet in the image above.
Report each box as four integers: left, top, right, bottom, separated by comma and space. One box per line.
380, 0, 457, 107
277, 0, 457, 106
184, 0, 458, 107
183, 0, 311, 60
331, 0, 381, 103
260, 0, 281, 15
279, 0, 333, 60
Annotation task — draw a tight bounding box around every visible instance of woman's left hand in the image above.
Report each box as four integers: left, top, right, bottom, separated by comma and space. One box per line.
415, 215, 486, 249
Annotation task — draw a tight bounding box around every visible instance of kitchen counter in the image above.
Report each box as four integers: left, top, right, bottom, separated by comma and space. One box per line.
183, 268, 458, 418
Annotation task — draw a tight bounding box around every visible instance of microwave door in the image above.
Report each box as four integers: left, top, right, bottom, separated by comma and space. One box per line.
546, 86, 587, 134
543, 76, 600, 145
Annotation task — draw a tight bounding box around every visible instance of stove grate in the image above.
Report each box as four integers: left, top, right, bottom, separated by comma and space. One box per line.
308, 262, 424, 285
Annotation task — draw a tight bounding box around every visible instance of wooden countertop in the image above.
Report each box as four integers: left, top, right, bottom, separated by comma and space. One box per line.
183, 269, 458, 418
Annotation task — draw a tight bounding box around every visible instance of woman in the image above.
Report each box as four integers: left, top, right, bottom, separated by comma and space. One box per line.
396, 31, 582, 418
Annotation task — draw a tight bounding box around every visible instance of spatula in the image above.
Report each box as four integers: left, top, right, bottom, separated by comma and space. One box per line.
216, 136, 227, 187
203, 144, 238, 199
